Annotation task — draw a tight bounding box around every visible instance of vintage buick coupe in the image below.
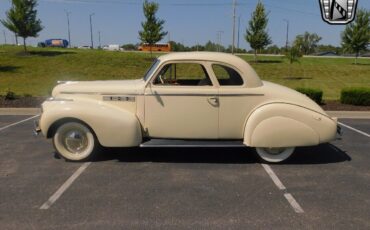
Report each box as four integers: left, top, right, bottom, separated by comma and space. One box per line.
35, 52, 339, 163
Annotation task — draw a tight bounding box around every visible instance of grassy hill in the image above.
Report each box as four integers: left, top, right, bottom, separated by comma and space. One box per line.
1, 45, 369, 100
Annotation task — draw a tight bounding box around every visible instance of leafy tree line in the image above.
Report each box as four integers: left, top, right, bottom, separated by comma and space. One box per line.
1, 0, 368, 64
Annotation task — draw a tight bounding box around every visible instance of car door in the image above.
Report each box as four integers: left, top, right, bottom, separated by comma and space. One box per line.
212, 63, 265, 139
144, 61, 219, 139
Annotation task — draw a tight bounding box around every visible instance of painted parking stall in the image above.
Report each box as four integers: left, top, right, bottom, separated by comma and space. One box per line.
0, 115, 369, 229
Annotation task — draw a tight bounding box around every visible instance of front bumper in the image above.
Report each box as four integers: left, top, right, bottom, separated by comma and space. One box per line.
33, 119, 41, 136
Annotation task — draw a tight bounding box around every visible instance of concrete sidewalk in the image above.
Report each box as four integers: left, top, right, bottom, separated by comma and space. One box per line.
0, 108, 369, 119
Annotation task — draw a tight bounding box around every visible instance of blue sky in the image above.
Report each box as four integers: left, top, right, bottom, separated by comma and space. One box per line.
0, 0, 369, 49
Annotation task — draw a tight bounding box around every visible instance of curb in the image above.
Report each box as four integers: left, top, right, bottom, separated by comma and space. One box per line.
0, 108, 369, 119
326, 111, 370, 119
0, 108, 41, 115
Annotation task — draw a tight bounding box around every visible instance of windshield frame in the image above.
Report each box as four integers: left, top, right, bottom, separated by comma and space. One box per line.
143, 59, 160, 82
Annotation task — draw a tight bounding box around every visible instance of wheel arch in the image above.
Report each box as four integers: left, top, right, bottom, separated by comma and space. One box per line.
47, 117, 95, 139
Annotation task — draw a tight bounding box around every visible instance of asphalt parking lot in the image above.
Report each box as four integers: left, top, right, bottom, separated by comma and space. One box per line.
0, 115, 369, 229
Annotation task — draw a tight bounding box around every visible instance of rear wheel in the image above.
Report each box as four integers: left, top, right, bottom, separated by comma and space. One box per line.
53, 122, 99, 162
256, 147, 295, 163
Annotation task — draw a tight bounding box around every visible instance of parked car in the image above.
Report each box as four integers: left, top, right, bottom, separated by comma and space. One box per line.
102, 44, 122, 51
35, 52, 339, 163
78, 45, 92, 49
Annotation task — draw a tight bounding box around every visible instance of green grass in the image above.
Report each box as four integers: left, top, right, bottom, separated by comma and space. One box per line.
1, 45, 369, 100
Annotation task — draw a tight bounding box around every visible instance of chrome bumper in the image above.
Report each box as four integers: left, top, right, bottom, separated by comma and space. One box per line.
33, 120, 41, 136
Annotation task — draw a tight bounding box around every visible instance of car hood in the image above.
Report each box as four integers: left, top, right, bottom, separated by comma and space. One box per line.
52, 79, 145, 97
262, 81, 326, 115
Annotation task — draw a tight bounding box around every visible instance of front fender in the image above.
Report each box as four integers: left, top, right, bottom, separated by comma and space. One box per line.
40, 99, 142, 147
243, 103, 336, 148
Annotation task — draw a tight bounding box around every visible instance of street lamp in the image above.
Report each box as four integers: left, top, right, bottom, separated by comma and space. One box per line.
65, 10, 71, 48
89, 13, 95, 49
283, 19, 289, 51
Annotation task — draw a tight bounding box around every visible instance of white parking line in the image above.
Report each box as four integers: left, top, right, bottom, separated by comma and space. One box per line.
339, 122, 370, 138
0, 115, 40, 132
284, 193, 304, 214
261, 164, 304, 214
40, 162, 91, 210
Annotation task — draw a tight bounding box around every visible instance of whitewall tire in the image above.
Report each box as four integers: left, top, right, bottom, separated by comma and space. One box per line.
53, 122, 99, 162
256, 147, 295, 163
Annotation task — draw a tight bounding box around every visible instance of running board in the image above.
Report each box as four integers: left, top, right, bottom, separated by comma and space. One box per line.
140, 139, 245, 148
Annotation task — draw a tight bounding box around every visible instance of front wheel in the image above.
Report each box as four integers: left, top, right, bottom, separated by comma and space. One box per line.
256, 147, 295, 163
53, 122, 99, 162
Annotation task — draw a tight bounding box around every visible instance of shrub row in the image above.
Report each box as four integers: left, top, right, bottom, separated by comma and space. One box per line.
0, 90, 32, 100
340, 88, 370, 106
295, 87, 323, 104
295, 87, 370, 106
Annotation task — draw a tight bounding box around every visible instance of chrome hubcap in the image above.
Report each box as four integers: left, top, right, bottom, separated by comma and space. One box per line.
263, 148, 285, 155
62, 130, 88, 154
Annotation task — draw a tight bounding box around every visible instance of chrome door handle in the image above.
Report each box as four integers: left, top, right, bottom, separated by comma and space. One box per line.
207, 97, 219, 105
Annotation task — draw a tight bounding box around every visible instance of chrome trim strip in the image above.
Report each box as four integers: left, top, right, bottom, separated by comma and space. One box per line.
60, 92, 264, 97
46, 97, 74, 102
60, 92, 141, 96
145, 93, 264, 97
140, 144, 245, 148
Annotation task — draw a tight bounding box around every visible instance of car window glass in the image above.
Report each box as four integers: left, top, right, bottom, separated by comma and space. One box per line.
154, 63, 212, 86
143, 59, 160, 81
212, 64, 243, 86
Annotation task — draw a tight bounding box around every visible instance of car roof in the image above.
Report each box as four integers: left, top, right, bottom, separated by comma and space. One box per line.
158, 52, 263, 88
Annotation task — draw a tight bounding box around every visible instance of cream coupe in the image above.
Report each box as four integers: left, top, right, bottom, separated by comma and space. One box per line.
35, 52, 339, 163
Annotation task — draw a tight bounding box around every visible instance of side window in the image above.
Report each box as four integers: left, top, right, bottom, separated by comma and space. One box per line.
154, 63, 212, 86
212, 64, 243, 86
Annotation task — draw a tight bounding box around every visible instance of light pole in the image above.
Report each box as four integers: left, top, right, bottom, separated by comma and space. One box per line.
217, 31, 224, 52
89, 13, 95, 49
283, 19, 289, 51
98, 31, 101, 48
65, 10, 71, 48
237, 15, 241, 51
232, 0, 236, 54
3, 30, 6, 45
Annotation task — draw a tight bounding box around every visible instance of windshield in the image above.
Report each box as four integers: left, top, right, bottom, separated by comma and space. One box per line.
143, 59, 160, 81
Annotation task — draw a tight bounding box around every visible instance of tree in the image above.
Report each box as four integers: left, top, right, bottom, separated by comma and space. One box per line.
245, 1, 271, 61
285, 46, 302, 64
293, 32, 322, 55
139, 0, 167, 57
341, 9, 370, 64
1, 0, 43, 53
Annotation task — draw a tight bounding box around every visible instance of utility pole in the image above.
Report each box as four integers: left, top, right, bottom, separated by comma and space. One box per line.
98, 31, 101, 48
89, 13, 95, 49
65, 10, 71, 48
217, 31, 224, 52
283, 19, 289, 51
3, 30, 6, 45
232, 0, 236, 54
237, 15, 241, 51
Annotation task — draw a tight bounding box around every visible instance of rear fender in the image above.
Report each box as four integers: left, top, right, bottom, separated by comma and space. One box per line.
243, 103, 322, 147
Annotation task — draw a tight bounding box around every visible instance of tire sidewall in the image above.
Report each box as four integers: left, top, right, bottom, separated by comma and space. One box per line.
53, 122, 96, 162
256, 147, 295, 163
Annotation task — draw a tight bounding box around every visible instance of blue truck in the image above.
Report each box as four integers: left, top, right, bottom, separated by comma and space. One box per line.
38, 39, 69, 48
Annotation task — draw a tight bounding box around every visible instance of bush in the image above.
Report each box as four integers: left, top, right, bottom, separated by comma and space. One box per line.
5, 90, 17, 100
296, 87, 323, 104
340, 88, 370, 106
